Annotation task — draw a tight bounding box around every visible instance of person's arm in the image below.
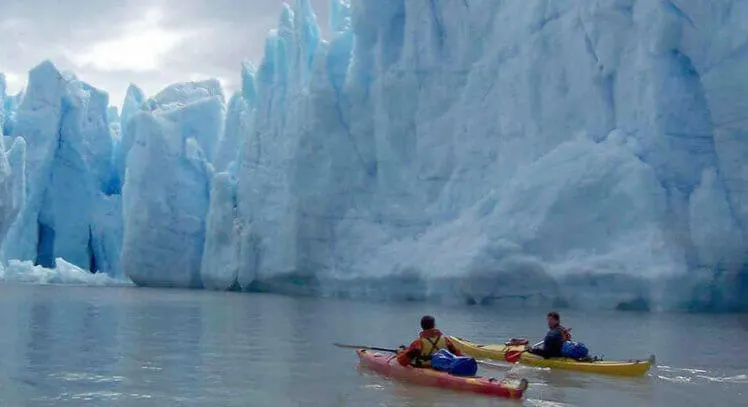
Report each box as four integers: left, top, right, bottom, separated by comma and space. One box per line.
396, 339, 422, 366
445, 337, 463, 356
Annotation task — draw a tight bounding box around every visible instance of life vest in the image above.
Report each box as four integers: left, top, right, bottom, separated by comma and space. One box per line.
413, 332, 448, 367
559, 325, 572, 341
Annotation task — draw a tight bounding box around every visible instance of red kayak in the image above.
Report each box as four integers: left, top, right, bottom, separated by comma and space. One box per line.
356, 349, 528, 399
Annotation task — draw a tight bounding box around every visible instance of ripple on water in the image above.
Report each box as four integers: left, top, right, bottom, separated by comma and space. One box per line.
656, 365, 748, 384
50, 372, 127, 383
695, 374, 748, 384
141, 361, 163, 371
40, 391, 152, 402
657, 375, 692, 383
525, 398, 578, 407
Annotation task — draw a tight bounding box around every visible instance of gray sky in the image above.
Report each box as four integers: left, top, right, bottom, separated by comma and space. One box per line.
0, 0, 329, 107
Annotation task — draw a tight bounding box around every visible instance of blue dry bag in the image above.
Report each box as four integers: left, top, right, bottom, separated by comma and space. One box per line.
561, 341, 589, 359
431, 349, 478, 376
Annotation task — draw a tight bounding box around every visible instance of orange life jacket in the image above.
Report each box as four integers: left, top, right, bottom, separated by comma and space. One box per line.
413, 331, 449, 367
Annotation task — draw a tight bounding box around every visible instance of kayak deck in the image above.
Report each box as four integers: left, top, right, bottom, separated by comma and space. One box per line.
450, 336, 655, 377
356, 349, 528, 399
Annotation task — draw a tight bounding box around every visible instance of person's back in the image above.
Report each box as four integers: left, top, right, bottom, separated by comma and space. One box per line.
397, 315, 463, 367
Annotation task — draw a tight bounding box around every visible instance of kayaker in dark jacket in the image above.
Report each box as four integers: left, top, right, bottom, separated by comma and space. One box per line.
528, 311, 572, 359
397, 315, 463, 367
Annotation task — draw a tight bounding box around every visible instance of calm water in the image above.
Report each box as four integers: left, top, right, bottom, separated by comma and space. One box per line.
0, 284, 746, 407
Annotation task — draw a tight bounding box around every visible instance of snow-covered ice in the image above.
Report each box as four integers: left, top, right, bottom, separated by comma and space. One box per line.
0, 257, 130, 286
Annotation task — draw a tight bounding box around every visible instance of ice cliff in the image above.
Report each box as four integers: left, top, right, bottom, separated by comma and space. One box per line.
230, 0, 748, 311
1, 0, 747, 311
0, 62, 122, 277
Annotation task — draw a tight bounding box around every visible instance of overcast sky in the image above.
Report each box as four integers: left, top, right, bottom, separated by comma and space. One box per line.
0, 0, 329, 106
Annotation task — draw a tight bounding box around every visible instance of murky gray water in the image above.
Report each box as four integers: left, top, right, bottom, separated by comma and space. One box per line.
0, 284, 746, 406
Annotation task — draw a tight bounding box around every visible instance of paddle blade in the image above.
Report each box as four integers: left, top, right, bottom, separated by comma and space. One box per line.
504, 350, 523, 363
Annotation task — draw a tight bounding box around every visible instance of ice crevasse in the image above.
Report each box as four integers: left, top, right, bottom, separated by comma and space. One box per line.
2, 0, 748, 311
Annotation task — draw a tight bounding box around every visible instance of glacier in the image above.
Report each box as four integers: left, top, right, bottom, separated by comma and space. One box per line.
1, 0, 747, 311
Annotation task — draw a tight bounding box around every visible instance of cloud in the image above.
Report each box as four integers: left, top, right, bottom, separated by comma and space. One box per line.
2, 72, 22, 88
0, 0, 329, 106
68, 8, 188, 72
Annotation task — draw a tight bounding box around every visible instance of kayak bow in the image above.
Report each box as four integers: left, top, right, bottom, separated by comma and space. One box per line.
450, 336, 655, 377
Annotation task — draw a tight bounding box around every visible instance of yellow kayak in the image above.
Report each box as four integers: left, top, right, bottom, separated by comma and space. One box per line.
450, 336, 655, 377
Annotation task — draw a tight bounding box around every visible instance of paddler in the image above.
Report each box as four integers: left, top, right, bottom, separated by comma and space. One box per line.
528, 311, 572, 358
396, 315, 463, 367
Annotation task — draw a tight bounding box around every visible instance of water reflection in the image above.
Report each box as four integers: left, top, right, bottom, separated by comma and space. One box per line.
0, 284, 745, 407
27, 295, 53, 372
123, 289, 205, 404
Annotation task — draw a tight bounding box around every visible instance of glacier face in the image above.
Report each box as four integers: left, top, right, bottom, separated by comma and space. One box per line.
1, 0, 747, 311
229, 0, 748, 310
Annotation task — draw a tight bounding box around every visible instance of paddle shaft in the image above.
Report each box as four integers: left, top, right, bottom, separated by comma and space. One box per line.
333, 343, 399, 353
505, 341, 543, 363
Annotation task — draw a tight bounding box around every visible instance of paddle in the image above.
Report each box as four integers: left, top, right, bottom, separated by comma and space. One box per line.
505, 341, 544, 364
333, 343, 399, 353
504, 350, 524, 363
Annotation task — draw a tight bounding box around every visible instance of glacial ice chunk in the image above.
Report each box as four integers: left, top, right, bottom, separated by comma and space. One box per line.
1, 61, 71, 264
0, 257, 130, 286
1, 61, 119, 277
120, 84, 216, 288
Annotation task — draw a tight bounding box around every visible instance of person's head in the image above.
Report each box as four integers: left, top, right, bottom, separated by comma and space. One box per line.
420, 315, 436, 330
547, 311, 560, 329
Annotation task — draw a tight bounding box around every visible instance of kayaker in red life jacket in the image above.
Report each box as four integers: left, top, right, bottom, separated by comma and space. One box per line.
527, 311, 572, 358
396, 315, 463, 367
